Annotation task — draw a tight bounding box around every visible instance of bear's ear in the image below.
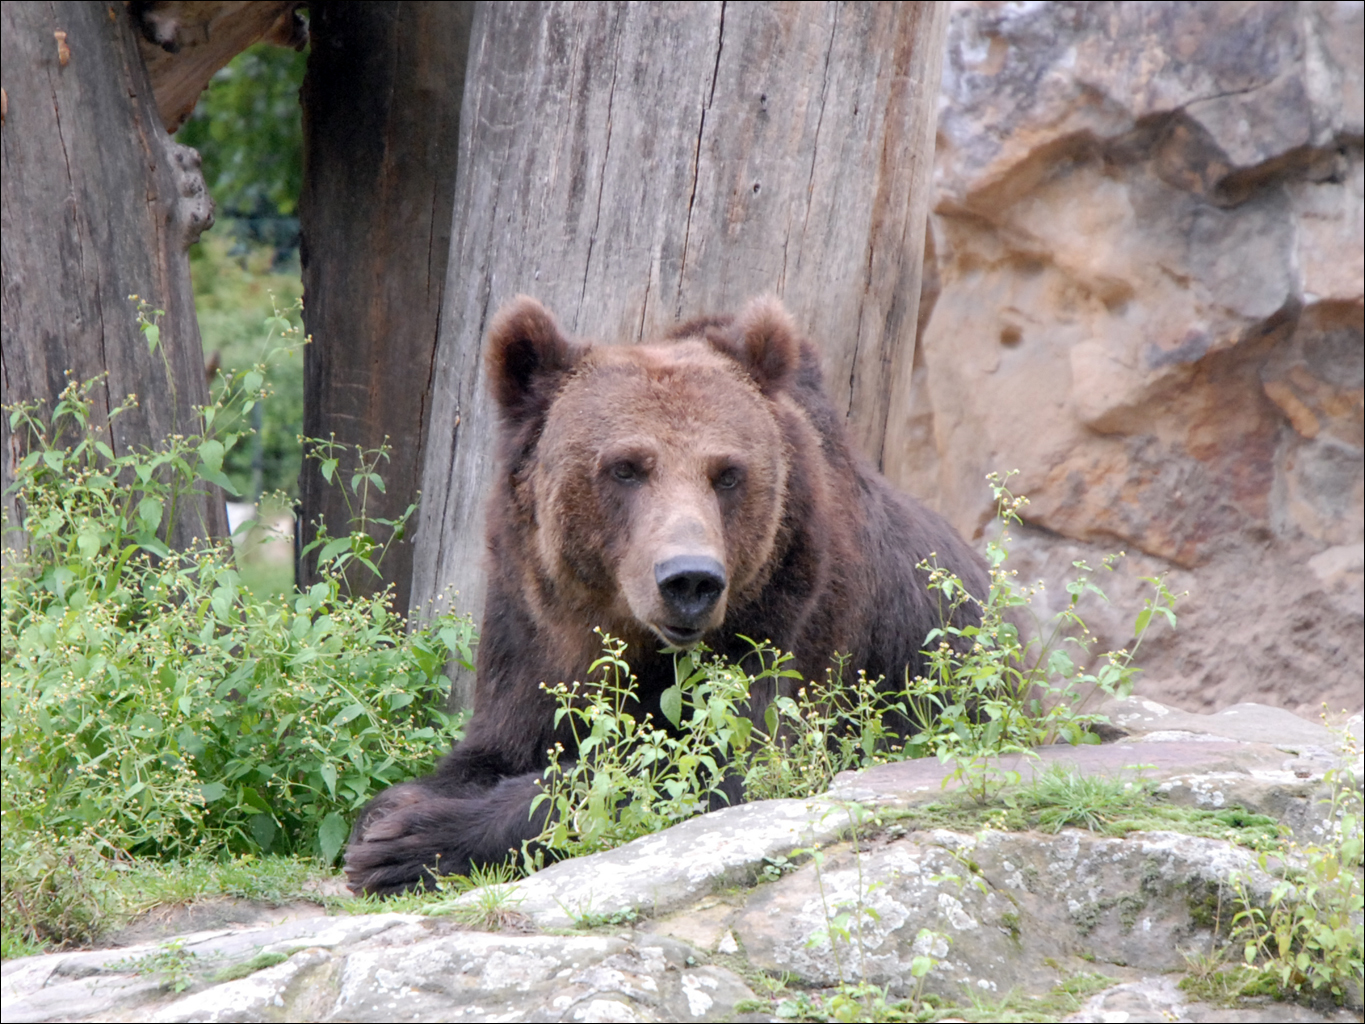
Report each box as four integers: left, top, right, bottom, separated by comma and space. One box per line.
486, 296, 584, 421
709, 295, 799, 396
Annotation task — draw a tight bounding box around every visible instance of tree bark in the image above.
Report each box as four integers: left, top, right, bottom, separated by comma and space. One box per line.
296, 1, 473, 609
412, 1, 948, 710
2, 0, 224, 551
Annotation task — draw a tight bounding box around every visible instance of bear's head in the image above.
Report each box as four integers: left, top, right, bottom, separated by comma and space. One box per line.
486, 296, 802, 648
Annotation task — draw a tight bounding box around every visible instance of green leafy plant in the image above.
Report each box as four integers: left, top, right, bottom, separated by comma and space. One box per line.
797, 803, 891, 1008
764, 801, 958, 1023
1229, 757, 1363, 1005
905, 927, 950, 1017
744, 656, 907, 803
559, 900, 641, 930
529, 636, 943, 870
191, 237, 306, 503
761, 854, 799, 881
2, 316, 473, 951
0, 833, 113, 956
527, 633, 798, 864
775, 981, 917, 1023
112, 938, 199, 994
904, 472, 1178, 801
773, 914, 945, 1023
298, 434, 416, 597
1178, 946, 1256, 1007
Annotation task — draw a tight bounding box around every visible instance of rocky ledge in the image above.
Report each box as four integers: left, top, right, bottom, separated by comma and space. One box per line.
3, 698, 1360, 1024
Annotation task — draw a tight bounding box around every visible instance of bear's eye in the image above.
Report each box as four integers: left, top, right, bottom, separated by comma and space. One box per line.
610, 461, 643, 484
714, 466, 743, 491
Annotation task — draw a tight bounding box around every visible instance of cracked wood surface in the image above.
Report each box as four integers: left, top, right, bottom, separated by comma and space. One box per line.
1, 0, 225, 549
411, 2, 947, 708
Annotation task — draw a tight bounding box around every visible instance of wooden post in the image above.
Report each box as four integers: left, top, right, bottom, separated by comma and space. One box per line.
411, 2, 948, 709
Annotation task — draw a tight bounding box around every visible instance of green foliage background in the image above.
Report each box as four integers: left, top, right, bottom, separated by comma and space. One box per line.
179, 41, 309, 502
175, 43, 306, 220
190, 237, 304, 502
2, 364, 471, 953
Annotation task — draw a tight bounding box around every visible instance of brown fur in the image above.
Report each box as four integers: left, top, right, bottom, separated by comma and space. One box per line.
344, 296, 988, 895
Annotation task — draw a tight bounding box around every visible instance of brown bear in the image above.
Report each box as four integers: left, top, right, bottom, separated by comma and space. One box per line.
344, 296, 988, 895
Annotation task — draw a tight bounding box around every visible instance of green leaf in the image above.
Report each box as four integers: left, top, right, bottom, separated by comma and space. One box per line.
249, 813, 277, 852
330, 704, 366, 728
318, 812, 348, 865
1046, 649, 1075, 679
197, 462, 240, 493
144, 323, 161, 353
320, 762, 338, 799
199, 781, 228, 803
198, 439, 225, 474
660, 685, 683, 728
318, 537, 351, 564
138, 497, 163, 530
136, 535, 173, 559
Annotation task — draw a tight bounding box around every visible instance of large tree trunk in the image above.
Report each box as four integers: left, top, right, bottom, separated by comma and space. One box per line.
2, 0, 224, 550
296, 1, 473, 608
412, 1, 948, 709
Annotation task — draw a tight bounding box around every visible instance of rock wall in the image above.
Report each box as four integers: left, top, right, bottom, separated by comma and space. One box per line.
895, 1, 1364, 715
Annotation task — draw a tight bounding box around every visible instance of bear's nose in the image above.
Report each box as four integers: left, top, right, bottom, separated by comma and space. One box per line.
655, 555, 727, 624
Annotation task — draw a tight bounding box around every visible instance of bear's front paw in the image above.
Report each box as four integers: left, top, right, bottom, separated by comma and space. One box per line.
344, 770, 552, 896
344, 783, 462, 896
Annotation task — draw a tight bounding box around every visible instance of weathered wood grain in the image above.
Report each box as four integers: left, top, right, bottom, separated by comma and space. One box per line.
296, 1, 472, 608
2, 0, 225, 550
412, 2, 947, 709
